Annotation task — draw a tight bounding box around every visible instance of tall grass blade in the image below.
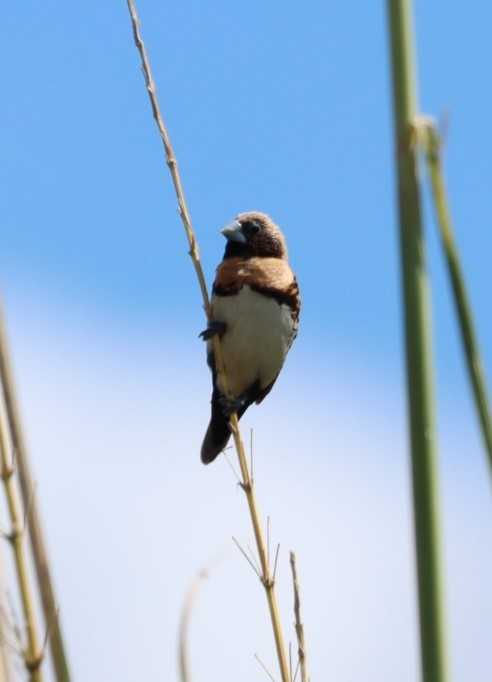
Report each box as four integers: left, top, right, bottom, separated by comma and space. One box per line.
0, 299, 71, 682
423, 123, 492, 476
125, 3, 291, 679
386, 3, 448, 681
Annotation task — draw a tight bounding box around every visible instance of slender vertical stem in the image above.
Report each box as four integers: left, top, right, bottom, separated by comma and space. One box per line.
178, 568, 209, 682
0, 406, 43, 681
125, 3, 290, 680
0, 300, 71, 682
289, 552, 308, 682
386, 3, 448, 682
0, 548, 15, 681
229, 417, 290, 682
423, 125, 492, 473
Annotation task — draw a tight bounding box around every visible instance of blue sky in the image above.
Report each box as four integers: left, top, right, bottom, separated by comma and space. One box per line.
1, 2, 492, 681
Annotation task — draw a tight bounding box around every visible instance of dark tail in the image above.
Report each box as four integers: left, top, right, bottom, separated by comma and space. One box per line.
201, 387, 251, 464
200, 417, 231, 464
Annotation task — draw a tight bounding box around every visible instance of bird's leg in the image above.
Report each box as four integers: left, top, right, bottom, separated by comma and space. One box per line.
218, 395, 245, 417
199, 320, 227, 340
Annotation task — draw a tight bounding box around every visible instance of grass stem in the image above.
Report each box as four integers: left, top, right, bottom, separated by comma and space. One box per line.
0, 298, 71, 682
386, 2, 448, 681
125, 3, 291, 679
0, 406, 43, 680
421, 122, 492, 475
289, 552, 308, 682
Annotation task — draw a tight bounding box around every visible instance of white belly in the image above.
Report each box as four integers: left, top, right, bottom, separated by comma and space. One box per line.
210, 285, 294, 399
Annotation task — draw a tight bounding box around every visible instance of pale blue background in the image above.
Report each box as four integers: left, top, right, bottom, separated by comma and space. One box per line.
1, 2, 491, 681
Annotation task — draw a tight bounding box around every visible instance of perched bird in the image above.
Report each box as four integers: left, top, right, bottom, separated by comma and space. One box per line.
200, 211, 300, 464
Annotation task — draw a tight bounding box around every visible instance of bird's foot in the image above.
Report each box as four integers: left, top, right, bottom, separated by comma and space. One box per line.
218, 395, 244, 417
199, 320, 227, 341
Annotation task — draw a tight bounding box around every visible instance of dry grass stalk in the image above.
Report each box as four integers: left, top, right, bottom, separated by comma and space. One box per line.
125, 2, 291, 680
178, 549, 231, 682
0, 407, 43, 680
0, 550, 15, 681
178, 567, 209, 682
289, 552, 308, 682
0, 299, 70, 682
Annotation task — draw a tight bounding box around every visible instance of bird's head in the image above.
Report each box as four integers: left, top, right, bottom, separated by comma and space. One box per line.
221, 211, 288, 260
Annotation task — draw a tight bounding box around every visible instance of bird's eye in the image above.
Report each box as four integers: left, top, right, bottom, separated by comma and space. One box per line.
242, 221, 261, 236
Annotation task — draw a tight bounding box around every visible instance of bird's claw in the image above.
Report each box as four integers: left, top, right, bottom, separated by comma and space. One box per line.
218, 395, 244, 417
199, 321, 227, 341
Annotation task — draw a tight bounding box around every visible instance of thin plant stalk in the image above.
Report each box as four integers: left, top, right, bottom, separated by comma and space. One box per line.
0, 407, 43, 681
386, 2, 448, 682
229, 422, 290, 682
0, 299, 71, 682
178, 550, 230, 682
0, 548, 15, 681
289, 552, 308, 682
125, 3, 291, 680
421, 122, 492, 474
178, 569, 208, 682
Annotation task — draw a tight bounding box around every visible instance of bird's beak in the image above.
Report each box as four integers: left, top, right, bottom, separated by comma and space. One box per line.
220, 219, 246, 244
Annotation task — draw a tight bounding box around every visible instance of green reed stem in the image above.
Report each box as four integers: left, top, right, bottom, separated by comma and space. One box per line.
421, 123, 492, 476
386, 3, 448, 681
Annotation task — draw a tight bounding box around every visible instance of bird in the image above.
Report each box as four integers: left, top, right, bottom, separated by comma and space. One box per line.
200, 211, 300, 464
